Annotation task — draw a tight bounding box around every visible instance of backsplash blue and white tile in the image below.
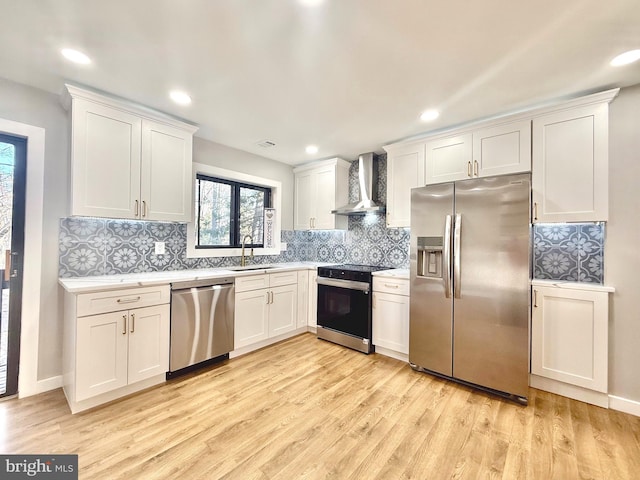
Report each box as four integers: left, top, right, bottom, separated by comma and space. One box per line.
533, 223, 605, 284
59, 153, 408, 277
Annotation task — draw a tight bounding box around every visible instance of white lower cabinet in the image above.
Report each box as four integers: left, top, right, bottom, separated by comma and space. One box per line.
372, 276, 409, 360
297, 270, 309, 329
530, 281, 613, 406
308, 270, 318, 329
76, 305, 169, 401
234, 272, 298, 350
64, 285, 170, 413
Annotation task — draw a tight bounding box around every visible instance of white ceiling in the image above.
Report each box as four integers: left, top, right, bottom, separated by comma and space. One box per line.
1, 0, 640, 165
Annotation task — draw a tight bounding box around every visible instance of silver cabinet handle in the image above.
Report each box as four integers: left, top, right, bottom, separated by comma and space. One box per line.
266, 291, 270, 305
122, 314, 127, 335
384, 283, 399, 289
453, 213, 462, 299
142, 200, 147, 217
443, 214, 452, 299
533, 290, 538, 308
270, 291, 274, 304
467, 161, 472, 177
135, 200, 139, 217
533, 202, 538, 221
117, 296, 141, 304
473, 160, 479, 176
130, 313, 135, 333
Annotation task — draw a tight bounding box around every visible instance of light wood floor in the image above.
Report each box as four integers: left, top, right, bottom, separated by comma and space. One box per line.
1, 333, 639, 479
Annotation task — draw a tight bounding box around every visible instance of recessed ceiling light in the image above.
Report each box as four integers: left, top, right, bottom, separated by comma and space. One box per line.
420, 109, 440, 122
61, 48, 91, 65
305, 145, 319, 154
610, 49, 640, 67
169, 90, 192, 105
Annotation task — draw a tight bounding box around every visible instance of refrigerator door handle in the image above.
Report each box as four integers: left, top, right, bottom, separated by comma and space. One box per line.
453, 213, 462, 298
443, 214, 452, 298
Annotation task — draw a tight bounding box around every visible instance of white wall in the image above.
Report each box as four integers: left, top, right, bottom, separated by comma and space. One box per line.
193, 137, 294, 230
0, 77, 69, 382
607, 84, 640, 404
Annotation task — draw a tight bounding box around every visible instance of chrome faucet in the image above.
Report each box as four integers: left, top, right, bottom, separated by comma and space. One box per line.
240, 235, 254, 266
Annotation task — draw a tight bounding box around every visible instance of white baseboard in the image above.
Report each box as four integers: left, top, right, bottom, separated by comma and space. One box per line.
374, 346, 408, 363
609, 395, 640, 417
32, 375, 63, 395
529, 374, 609, 408
229, 328, 308, 359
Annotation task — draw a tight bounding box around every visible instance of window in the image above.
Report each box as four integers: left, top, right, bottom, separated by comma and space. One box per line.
195, 174, 271, 248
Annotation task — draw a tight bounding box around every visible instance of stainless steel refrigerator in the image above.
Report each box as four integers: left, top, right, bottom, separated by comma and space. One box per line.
409, 173, 530, 402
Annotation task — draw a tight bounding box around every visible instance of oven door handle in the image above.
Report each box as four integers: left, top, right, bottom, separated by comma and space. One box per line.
316, 277, 370, 292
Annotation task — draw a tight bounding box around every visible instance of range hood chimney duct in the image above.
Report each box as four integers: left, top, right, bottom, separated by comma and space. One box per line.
332, 152, 385, 216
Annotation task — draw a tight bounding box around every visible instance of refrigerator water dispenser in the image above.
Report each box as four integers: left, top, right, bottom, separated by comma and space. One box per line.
417, 236, 443, 278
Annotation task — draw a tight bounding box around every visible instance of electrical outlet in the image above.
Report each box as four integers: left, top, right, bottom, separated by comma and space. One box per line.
280, 242, 287, 251
154, 241, 165, 255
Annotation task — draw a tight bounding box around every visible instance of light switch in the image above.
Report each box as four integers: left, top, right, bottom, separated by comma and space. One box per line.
281, 242, 287, 251
154, 242, 165, 255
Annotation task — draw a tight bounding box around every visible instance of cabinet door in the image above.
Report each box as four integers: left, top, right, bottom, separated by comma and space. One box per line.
308, 271, 318, 328
531, 286, 608, 392
294, 170, 313, 230
234, 289, 270, 348
269, 284, 298, 337
386, 143, 426, 227
425, 134, 473, 184
140, 120, 193, 222
372, 292, 409, 354
127, 304, 170, 384
532, 104, 609, 222
76, 311, 128, 401
473, 120, 531, 177
296, 271, 309, 328
313, 166, 338, 229
71, 98, 141, 219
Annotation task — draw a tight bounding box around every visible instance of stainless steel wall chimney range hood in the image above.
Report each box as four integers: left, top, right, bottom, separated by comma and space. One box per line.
332, 152, 385, 216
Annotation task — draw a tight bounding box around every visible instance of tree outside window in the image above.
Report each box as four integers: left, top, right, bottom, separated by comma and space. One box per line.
195, 175, 270, 248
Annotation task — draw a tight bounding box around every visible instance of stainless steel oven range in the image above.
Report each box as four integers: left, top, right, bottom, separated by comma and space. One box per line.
316, 264, 389, 354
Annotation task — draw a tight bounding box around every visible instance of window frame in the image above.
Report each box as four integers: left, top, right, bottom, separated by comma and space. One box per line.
195, 173, 272, 249
187, 163, 282, 259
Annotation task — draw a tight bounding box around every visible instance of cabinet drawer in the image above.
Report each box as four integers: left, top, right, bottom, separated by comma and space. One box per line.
235, 274, 269, 293
269, 271, 298, 287
76, 285, 170, 317
373, 277, 409, 296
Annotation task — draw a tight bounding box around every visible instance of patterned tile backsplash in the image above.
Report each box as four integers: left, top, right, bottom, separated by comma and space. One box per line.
59, 153, 605, 283
59, 154, 411, 277
533, 223, 605, 284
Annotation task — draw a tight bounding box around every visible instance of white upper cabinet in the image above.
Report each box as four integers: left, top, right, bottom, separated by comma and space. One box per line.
140, 120, 193, 221
532, 96, 614, 223
425, 120, 531, 185
473, 120, 531, 177
425, 133, 472, 184
64, 85, 197, 222
383, 142, 425, 228
293, 158, 349, 230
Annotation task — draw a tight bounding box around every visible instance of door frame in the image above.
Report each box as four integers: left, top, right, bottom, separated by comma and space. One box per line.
0, 133, 27, 396
0, 117, 45, 398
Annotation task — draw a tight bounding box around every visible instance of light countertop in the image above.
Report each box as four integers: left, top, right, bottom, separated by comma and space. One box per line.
60, 262, 326, 294
372, 268, 409, 279
531, 279, 615, 293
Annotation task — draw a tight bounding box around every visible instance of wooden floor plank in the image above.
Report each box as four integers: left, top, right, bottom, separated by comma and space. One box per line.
0, 333, 639, 479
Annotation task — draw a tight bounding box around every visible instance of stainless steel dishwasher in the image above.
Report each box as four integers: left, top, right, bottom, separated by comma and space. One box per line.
168, 277, 234, 377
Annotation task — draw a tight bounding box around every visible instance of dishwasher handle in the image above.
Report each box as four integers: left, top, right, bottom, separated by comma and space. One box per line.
171, 278, 234, 291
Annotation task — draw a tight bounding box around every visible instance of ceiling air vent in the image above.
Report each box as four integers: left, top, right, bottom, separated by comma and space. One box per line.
255, 139, 276, 148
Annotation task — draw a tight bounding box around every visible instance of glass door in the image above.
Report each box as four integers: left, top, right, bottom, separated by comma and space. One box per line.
0, 133, 26, 397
